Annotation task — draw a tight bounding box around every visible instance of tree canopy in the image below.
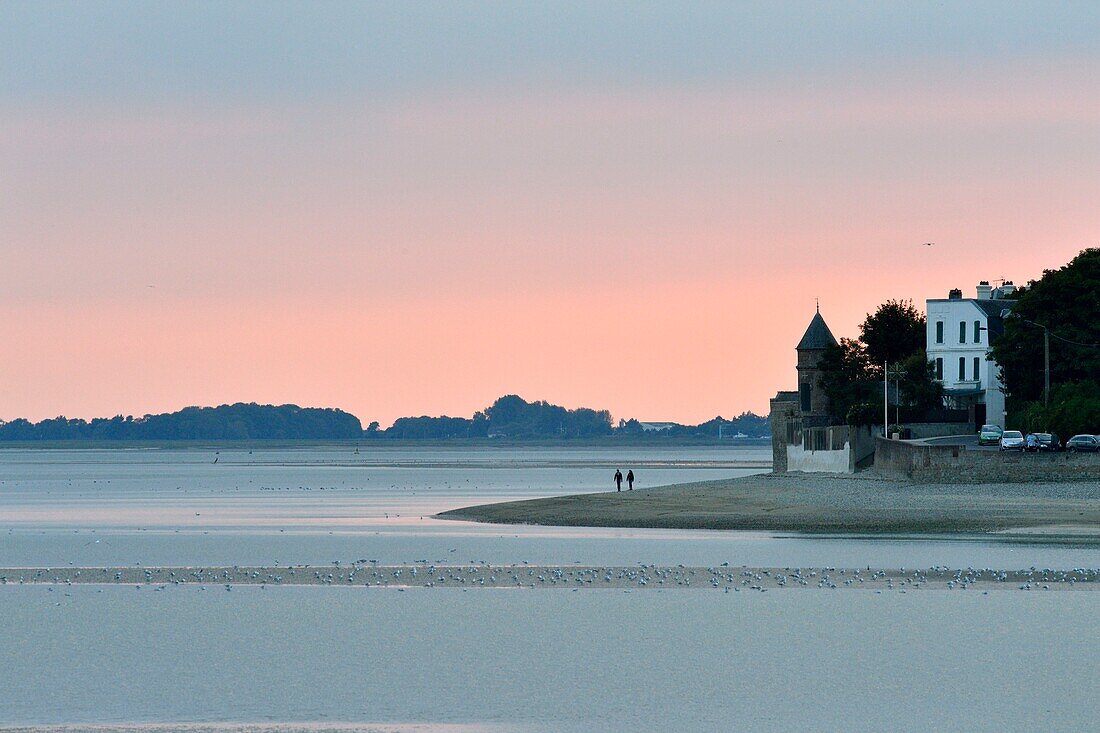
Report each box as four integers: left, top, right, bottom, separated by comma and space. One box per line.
859, 299, 926, 367
817, 302, 942, 425
989, 248, 1100, 436
990, 248, 1100, 405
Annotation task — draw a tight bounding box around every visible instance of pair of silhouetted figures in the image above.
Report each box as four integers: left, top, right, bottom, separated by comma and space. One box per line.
614, 469, 634, 492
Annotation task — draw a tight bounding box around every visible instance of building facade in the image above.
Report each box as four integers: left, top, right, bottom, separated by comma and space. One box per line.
770, 308, 850, 473
925, 281, 1014, 427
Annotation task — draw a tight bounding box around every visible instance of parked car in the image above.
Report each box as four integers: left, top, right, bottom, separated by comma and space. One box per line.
978, 424, 1003, 446
1034, 433, 1062, 452
1066, 435, 1100, 453
999, 430, 1025, 451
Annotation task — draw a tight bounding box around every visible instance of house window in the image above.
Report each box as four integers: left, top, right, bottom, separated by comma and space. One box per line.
959, 357, 966, 381
959, 321, 966, 343
974, 320, 982, 344
936, 358, 943, 380
936, 321, 944, 343
973, 357, 981, 385
799, 382, 812, 412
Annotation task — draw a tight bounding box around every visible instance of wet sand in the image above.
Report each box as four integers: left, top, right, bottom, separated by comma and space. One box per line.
436, 472, 1100, 535
3, 563, 1098, 591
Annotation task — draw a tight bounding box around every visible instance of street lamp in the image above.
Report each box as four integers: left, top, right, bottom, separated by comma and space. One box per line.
887, 362, 905, 429
882, 361, 904, 438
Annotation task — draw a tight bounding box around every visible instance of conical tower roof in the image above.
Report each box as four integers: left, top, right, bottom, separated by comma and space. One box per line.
797, 310, 837, 351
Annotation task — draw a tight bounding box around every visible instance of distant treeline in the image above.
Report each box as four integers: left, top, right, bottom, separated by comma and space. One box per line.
0, 395, 769, 442
0, 403, 363, 441
382, 394, 613, 439
615, 413, 770, 440
377, 395, 769, 440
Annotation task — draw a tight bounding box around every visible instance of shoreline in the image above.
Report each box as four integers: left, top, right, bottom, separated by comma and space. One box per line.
436, 472, 1100, 536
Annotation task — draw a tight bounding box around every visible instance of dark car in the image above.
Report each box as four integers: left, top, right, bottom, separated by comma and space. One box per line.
1065, 435, 1100, 453
1034, 433, 1061, 452
978, 424, 1003, 446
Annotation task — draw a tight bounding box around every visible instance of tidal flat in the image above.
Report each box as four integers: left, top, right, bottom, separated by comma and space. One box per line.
3, 446, 1100, 732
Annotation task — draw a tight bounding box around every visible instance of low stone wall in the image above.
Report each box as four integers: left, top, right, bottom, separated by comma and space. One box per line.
903, 422, 973, 440
787, 442, 850, 473
848, 425, 878, 471
873, 437, 1100, 483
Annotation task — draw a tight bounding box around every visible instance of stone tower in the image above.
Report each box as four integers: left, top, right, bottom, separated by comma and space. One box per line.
795, 307, 837, 426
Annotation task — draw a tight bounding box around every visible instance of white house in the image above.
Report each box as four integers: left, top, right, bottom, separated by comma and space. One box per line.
925, 281, 1015, 427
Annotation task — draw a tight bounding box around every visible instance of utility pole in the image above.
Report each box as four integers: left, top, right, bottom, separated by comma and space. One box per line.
1008, 313, 1052, 407
1044, 327, 1050, 406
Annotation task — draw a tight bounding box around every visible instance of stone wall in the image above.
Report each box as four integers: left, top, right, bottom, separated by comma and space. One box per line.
903, 422, 974, 440
795, 348, 831, 418
769, 392, 799, 473
873, 437, 1100, 483
847, 425, 878, 471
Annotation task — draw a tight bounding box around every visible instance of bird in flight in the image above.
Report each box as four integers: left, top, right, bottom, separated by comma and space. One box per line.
921, 242, 935, 247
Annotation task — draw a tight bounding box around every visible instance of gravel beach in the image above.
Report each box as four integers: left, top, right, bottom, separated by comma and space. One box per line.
436, 472, 1100, 535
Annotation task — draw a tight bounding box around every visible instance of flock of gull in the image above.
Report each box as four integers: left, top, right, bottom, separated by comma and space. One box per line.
4, 562, 1099, 593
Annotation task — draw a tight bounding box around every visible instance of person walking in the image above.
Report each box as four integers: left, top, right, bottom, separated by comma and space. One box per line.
626, 469, 634, 490
614, 469, 623, 492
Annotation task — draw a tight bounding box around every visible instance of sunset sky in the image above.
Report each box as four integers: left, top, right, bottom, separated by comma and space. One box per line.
3, 2, 1099, 426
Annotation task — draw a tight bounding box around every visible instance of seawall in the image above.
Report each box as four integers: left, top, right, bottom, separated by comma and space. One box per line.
873, 437, 1100, 483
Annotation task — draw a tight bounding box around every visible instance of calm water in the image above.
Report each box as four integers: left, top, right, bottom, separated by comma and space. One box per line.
2, 445, 1100, 731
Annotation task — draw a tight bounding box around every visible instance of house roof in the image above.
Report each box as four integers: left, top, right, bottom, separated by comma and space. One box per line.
797, 311, 838, 350
975, 299, 1014, 338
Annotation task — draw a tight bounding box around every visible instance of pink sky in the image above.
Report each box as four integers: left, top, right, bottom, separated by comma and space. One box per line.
3, 8, 1098, 426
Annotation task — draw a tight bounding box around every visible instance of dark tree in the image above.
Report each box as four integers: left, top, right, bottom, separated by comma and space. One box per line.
1014, 381, 1100, 438
816, 337, 876, 423
898, 349, 945, 411
990, 248, 1100, 406
859, 299, 926, 368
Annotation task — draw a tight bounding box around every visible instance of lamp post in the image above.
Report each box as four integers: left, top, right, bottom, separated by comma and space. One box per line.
883, 361, 889, 437
887, 362, 906, 429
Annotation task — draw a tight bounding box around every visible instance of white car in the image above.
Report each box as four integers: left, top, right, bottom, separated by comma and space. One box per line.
999, 430, 1025, 451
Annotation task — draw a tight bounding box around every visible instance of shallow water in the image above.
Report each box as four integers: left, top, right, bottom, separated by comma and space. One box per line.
3, 445, 1100, 731
3, 585, 1099, 732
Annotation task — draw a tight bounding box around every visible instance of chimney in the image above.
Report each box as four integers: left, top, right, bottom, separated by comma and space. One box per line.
994, 281, 1016, 298
948, 288, 963, 300
976, 281, 992, 300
